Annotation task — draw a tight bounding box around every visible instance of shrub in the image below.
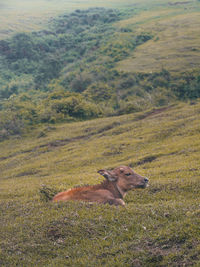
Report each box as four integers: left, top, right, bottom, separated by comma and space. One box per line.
117, 100, 142, 115
172, 71, 200, 99
70, 73, 92, 93
0, 110, 25, 140
50, 95, 101, 120
84, 83, 114, 102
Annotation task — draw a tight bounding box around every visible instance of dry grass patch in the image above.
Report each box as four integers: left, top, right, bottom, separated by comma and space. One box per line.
117, 10, 200, 73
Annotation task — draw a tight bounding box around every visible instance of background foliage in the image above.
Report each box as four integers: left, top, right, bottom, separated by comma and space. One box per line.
0, 5, 200, 139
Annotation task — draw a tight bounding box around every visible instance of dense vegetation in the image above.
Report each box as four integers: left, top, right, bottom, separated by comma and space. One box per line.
0, 7, 200, 140
0, 101, 200, 266
0, 1, 200, 266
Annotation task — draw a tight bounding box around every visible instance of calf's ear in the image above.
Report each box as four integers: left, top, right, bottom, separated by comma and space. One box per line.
97, 169, 117, 182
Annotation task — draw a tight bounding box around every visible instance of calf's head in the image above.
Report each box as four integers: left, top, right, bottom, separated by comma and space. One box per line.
98, 165, 149, 193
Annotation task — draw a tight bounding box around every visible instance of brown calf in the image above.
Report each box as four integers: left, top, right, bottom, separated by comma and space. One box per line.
52, 166, 149, 206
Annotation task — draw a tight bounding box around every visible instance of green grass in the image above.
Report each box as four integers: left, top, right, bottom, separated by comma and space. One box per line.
116, 1, 200, 73
0, 101, 200, 266
0, 1, 200, 265
1, 0, 200, 75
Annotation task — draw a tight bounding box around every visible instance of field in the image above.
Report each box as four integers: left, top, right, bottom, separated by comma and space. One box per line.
0, 101, 200, 266
1, 0, 200, 78
0, 0, 200, 265
116, 1, 200, 73
0, 0, 138, 39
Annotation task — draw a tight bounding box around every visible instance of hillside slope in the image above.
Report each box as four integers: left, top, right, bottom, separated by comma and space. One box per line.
1, 3, 200, 141
117, 6, 200, 73
0, 101, 200, 266
0, 0, 136, 40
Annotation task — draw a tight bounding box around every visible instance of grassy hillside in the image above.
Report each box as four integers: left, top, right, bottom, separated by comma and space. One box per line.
116, 3, 200, 73
1, 1, 200, 265
0, 0, 141, 40
0, 101, 200, 266
1, 3, 200, 141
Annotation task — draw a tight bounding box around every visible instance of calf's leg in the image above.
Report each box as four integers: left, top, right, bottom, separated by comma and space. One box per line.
106, 198, 125, 206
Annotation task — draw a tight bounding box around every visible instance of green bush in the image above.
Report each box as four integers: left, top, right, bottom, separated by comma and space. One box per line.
0, 7, 200, 139
172, 72, 200, 99
70, 73, 92, 93
50, 95, 101, 119
84, 83, 114, 102
0, 110, 25, 139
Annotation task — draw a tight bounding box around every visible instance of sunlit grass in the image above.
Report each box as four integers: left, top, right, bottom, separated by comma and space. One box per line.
117, 8, 200, 73
0, 101, 200, 265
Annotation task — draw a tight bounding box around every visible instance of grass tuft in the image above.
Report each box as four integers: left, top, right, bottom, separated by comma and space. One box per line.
39, 185, 58, 202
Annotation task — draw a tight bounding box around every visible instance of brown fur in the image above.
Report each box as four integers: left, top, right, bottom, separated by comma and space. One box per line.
52, 166, 149, 206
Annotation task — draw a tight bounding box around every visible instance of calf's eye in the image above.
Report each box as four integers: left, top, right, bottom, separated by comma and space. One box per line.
125, 173, 131, 176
